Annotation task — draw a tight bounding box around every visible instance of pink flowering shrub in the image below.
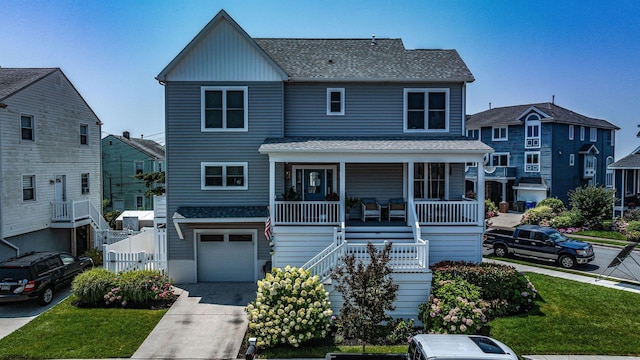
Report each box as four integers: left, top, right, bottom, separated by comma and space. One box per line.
419, 279, 487, 335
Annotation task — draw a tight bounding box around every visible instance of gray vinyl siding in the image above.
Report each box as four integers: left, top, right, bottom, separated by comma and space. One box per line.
165, 81, 283, 259
449, 163, 465, 199
345, 163, 404, 202
284, 83, 464, 136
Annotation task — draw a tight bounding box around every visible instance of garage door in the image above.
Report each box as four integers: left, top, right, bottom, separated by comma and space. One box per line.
197, 233, 254, 282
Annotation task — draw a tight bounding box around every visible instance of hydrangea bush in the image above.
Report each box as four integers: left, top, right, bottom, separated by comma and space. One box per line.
245, 266, 332, 348
419, 279, 487, 335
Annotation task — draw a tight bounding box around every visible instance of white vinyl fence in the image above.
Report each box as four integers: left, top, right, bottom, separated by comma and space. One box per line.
102, 227, 167, 273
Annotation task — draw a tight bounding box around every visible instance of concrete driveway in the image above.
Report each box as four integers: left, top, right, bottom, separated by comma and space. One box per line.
132, 282, 257, 360
0, 287, 71, 340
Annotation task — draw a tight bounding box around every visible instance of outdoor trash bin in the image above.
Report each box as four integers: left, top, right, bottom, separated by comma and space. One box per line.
516, 201, 525, 212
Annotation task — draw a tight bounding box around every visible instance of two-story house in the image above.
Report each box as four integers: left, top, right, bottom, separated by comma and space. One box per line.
102, 131, 165, 212
0, 68, 106, 261
465, 103, 618, 208
609, 126, 640, 216
157, 10, 491, 319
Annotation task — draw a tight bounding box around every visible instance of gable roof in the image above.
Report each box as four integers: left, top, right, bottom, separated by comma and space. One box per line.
466, 102, 618, 130
254, 38, 474, 82
0, 68, 58, 101
105, 134, 165, 160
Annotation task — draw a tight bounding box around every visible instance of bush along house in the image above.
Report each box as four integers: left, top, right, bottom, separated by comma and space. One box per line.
156, 10, 492, 319
465, 102, 618, 209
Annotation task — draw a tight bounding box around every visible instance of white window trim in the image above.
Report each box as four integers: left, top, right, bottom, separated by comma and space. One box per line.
20, 113, 35, 142
524, 151, 540, 173
610, 130, 615, 147
403, 88, 450, 133
22, 174, 36, 202
81, 173, 90, 195
492, 126, 508, 141
201, 162, 248, 190
80, 123, 89, 145
590, 127, 597, 142
569, 125, 574, 140
580, 126, 585, 141
201, 86, 249, 132
490, 152, 510, 166
569, 154, 575, 166
413, 162, 450, 200
467, 128, 480, 140
606, 156, 614, 188
326, 88, 345, 116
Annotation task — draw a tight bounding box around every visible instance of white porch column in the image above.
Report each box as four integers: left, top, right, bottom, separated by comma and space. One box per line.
340, 162, 346, 223
477, 163, 485, 226
408, 162, 414, 203
269, 159, 275, 222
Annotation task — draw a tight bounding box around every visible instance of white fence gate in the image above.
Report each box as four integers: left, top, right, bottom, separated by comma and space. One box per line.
103, 250, 167, 273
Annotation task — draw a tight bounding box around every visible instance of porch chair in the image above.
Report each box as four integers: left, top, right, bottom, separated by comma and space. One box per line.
388, 198, 407, 221
360, 198, 382, 222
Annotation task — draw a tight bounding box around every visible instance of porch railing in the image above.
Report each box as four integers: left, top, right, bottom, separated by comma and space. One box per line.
274, 201, 340, 225
414, 200, 479, 225
52, 199, 110, 230
302, 223, 345, 280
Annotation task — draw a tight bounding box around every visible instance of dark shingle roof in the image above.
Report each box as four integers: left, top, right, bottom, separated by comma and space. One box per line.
466, 102, 618, 130
108, 135, 165, 160
174, 206, 269, 219
259, 136, 492, 153
0, 68, 58, 101
610, 154, 640, 169
254, 38, 474, 82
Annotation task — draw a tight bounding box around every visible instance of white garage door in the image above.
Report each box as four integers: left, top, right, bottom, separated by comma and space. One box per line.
197, 232, 254, 282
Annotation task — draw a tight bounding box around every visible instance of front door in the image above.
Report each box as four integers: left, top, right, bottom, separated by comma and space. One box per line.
54, 175, 66, 202
304, 169, 325, 201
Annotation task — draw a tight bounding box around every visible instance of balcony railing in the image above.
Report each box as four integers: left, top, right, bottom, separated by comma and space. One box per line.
414, 200, 479, 225
273, 201, 340, 225
465, 166, 517, 179
52, 200, 91, 222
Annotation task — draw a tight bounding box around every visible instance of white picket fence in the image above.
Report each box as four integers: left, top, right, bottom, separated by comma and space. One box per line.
103, 249, 167, 273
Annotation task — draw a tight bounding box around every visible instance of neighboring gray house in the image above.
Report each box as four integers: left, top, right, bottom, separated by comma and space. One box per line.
609, 130, 640, 216
0, 68, 105, 260
156, 10, 491, 319
102, 131, 165, 212
465, 103, 618, 207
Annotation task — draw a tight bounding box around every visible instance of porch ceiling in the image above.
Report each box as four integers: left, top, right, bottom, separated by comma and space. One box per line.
259, 136, 493, 162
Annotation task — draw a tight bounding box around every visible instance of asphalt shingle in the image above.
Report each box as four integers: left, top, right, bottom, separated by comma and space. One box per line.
0, 68, 58, 101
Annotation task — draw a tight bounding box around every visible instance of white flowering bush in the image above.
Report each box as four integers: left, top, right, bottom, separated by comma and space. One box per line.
245, 265, 332, 348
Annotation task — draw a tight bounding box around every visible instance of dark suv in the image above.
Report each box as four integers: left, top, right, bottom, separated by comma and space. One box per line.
0, 251, 93, 305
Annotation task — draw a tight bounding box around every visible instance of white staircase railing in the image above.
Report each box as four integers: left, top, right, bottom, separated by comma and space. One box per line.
408, 198, 429, 268
52, 199, 109, 231
302, 222, 346, 280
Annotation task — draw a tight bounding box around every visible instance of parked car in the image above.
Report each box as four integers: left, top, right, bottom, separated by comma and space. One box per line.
0, 251, 93, 305
483, 224, 595, 269
322, 334, 518, 360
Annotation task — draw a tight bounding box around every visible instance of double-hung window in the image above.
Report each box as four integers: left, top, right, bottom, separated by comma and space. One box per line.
590, 127, 597, 142
490, 153, 509, 166
610, 130, 615, 146
201, 162, 248, 190
524, 152, 540, 172
580, 126, 585, 141
492, 127, 508, 141
569, 125, 574, 140
467, 129, 480, 140
413, 163, 447, 199
81, 173, 90, 194
201, 86, 248, 131
22, 174, 36, 201
80, 124, 88, 145
326, 88, 345, 115
21, 114, 34, 141
404, 89, 449, 132
606, 156, 614, 188
135, 161, 144, 175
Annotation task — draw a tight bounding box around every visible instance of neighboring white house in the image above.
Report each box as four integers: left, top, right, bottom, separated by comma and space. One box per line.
0, 68, 107, 260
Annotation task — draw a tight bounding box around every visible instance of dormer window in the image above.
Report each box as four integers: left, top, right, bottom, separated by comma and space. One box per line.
404, 89, 449, 132
525, 113, 541, 148
326, 88, 345, 115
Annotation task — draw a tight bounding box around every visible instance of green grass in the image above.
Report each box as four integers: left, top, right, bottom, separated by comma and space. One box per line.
488, 272, 640, 356
573, 230, 627, 240
0, 296, 167, 359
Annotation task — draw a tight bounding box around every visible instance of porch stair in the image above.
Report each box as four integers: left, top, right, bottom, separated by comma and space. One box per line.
344, 225, 414, 244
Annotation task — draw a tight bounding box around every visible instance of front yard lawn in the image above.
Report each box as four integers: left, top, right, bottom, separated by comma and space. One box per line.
0, 296, 167, 359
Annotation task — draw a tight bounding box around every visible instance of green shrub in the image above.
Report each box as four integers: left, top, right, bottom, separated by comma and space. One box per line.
431, 261, 538, 319
568, 185, 616, 229
385, 318, 417, 344
625, 221, 640, 241
549, 210, 583, 229
520, 205, 554, 226
419, 279, 487, 334
118, 270, 176, 306
72, 268, 176, 308
81, 248, 103, 267
485, 199, 498, 218
245, 266, 332, 349
623, 209, 640, 222
72, 268, 117, 306
537, 198, 567, 214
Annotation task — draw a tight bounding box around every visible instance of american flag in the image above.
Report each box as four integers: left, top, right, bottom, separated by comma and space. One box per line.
264, 217, 272, 240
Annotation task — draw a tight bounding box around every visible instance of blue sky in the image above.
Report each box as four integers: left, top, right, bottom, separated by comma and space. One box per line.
2, 0, 639, 157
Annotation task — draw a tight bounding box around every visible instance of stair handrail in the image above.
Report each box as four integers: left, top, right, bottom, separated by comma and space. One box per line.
408, 198, 429, 268
301, 222, 346, 279
89, 201, 110, 230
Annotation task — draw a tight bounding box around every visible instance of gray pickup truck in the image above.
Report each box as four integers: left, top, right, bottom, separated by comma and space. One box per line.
483, 224, 595, 269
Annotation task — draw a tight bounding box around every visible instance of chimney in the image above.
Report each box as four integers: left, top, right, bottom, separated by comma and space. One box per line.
552, 95, 555, 105
123, 131, 130, 139
371, 34, 376, 45
489, 102, 492, 110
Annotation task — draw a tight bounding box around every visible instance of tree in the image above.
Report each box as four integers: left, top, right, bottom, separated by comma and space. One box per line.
133, 171, 165, 197
568, 185, 616, 229
330, 242, 398, 352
